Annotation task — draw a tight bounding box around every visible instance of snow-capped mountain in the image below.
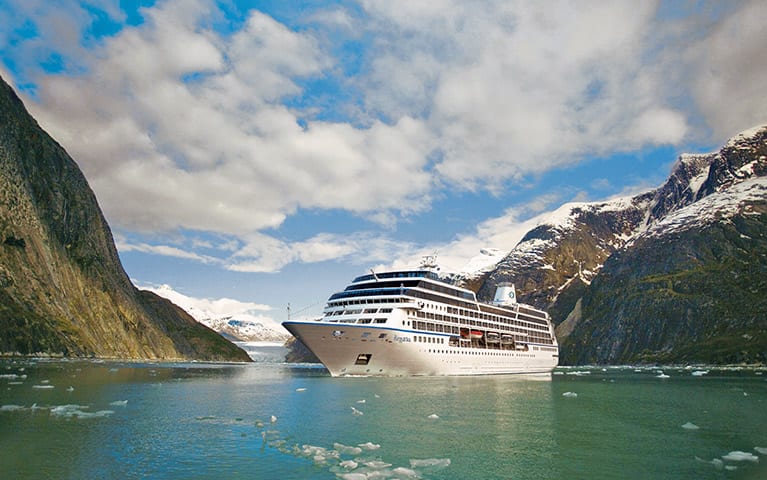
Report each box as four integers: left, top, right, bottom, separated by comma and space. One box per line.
144, 285, 290, 342
468, 124, 767, 365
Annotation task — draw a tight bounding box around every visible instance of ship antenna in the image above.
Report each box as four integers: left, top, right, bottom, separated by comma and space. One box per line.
419, 252, 440, 271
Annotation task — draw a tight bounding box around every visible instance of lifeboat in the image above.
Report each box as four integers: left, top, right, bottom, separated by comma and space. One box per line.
460, 328, 483, 339
486, 332, 500, 343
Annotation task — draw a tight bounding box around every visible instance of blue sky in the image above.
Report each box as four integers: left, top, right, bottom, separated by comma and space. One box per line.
1, 0, 765, 328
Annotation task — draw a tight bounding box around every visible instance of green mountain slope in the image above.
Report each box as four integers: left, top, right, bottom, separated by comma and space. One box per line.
0, 76, 250, 361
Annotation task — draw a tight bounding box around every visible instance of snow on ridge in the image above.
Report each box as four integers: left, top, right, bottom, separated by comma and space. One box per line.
688, 165, 711, 199
637, 176, 767, 239
142, 284, 289, 340
725, 124, 766, 148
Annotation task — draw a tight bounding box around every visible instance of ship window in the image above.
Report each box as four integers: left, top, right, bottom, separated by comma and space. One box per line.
364, 308, 378, 314
380, 308, 392, 313
357, 318, 372, 324
379, 333, 387, 339
374, 318, 387, 323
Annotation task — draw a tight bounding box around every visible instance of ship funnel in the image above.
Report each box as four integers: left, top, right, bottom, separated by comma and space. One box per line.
493, 283, 517, 306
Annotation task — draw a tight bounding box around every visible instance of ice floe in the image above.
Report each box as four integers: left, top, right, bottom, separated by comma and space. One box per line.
410, 458, 451, 468
270, 415, 277, 423
755, 446, 767, 455
50, 404, 114, 419
655, 372, 670, 379
334, 443, 363, 456
391, 466, 418, 477
427, 413, 439, 420
295, 388, 307, 392
337, 473, 367, 480
254, 415, 450, 479
1, 404, 24, 412
358, 442, 381, 451
562, 392, 578, 398
681, 422, 699, 430
722, 451, 759, 462
691, 370, 709, 376
32, 384, 55, 389
350, 407, 364, 416
110, 400, 128, 407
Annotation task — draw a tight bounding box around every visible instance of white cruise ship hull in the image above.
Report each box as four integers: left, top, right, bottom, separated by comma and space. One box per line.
283, 321, 558, 377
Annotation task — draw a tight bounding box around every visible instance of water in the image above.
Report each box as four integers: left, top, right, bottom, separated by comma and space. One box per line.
1, 360, 765, 480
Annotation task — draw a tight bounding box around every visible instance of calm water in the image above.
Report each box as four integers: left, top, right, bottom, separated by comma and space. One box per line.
1, 360, 765, 480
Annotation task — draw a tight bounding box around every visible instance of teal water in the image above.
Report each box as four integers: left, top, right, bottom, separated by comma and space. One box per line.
1, 360, 765, 479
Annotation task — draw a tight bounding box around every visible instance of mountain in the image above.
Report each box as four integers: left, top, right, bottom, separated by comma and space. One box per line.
146, 284, 290, 342
0, 76, 250, 361
474, 125, 767, 365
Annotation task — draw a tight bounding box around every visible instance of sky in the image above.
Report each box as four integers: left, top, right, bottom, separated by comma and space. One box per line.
1, 0, 765, 330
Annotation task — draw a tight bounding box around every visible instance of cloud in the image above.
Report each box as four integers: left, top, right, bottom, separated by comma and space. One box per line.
227, 231, 411, 273
116, 236, 220, 264
21, 0, 435, 238
685, 0, 767, 141
356, 0, 691, 190
3, 0, 763, 273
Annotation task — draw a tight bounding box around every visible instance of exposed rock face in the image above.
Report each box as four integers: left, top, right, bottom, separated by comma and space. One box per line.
476, 125, 767, 365
0, 76, 250, 361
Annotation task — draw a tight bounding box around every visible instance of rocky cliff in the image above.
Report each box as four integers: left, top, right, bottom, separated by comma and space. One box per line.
475, 126, 767, 365
0, 76, 250, 361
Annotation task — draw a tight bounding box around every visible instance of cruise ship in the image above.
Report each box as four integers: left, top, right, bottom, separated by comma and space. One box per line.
282, 257, 559, 376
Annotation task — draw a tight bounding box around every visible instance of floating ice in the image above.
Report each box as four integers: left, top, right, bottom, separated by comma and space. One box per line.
722, 451, 759, 462
110, 400, 128, 407
50, 404, 113, 419
410, 458, 451, 468
691, 370, 709, 376
0, 374, 19, 379
358, 442, 381, 451
656, 372, 670, 379
392, 466, 418, 477
32, 385, 54, 389
681, 422, 699, 430
270, 415, 277, 423
363, 460, 391, 468
725, 466, 738, 471
295, 388, 306, 392
427, 414, 439, 420
356, 399, 366, 404
1, 405, 24, 411
337, 474, 367, 480
339, 460, 358, 470
374, 394, 381, 398
562, 392, 578, 398
755, 447, 767, 455
66, 386, 74, 392
333, 443, 363, 456
351, 407, 364, 416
